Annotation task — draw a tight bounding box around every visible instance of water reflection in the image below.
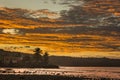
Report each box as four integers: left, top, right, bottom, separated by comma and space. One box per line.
0, 67, 120, 79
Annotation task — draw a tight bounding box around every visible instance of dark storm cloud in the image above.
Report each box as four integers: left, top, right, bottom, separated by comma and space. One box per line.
60, 0, 120, 26
60, 6, 108, 24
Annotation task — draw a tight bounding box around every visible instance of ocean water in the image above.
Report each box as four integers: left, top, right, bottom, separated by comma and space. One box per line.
0, 67, 120, 79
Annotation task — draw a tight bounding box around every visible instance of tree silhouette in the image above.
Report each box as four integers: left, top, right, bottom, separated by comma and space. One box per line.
34, 48, 42, 63
43, 52, 49, 65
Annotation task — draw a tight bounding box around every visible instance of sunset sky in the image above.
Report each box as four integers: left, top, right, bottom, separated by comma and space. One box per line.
0, 0, 120, 58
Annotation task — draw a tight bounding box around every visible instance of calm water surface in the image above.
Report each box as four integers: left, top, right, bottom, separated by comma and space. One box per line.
0, 67, 120, 79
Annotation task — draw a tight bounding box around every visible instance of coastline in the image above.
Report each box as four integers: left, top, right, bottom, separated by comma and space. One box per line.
0, 74, 118, 80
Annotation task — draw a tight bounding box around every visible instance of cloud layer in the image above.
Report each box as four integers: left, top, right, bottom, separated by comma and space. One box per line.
60, 0, 120, 27
0, 0, 120, 58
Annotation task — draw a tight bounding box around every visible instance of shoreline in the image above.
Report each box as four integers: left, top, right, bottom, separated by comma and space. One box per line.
0, 74, 118, 80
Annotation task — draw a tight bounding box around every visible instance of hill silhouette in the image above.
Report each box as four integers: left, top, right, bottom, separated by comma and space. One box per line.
0, 49, 120, 67
0, 49, 58, 68
49, 56, 120, 67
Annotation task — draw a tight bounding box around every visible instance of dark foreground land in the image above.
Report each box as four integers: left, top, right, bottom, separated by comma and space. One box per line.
0, 75, 119, 80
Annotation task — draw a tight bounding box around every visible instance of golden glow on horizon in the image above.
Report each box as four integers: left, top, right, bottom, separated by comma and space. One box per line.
0, 32, 119, 58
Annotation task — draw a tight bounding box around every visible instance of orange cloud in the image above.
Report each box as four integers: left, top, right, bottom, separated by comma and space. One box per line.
0, 32, 119, 58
